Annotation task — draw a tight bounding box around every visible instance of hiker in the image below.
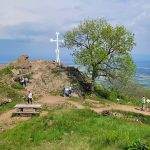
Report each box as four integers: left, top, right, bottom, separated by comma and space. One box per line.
68, 86, 72, 95
24, 77, 29, 87
63, 87, 69, 97
63, 86, 72, 97
28, 91, 33, 104
20, 77, 25, 86
141, 96, 146, 111
63, 87, 66, 97
19, 76, 21, 84
146, 99, 150, 111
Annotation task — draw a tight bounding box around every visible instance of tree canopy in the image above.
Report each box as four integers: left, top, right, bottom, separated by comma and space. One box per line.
63, 19, 136, 89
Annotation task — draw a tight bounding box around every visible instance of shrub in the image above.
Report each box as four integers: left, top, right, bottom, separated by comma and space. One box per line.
94, 83, 110, 99
109, 91, 118, 100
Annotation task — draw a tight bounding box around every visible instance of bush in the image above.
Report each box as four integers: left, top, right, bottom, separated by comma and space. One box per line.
125, 140, 150, 150
109, 91, 118, 100
94, 83, 110, 99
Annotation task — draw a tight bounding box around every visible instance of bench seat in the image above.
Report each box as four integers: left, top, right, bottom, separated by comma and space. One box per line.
13, 104, 42, 116
14, 111, 40, 114
14, 104, 42, 109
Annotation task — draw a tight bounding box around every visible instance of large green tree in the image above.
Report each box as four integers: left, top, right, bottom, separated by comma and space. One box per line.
63, 19, 136, 90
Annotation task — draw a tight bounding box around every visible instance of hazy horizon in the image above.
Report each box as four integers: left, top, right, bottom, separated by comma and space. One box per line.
0, 0, 150, 65
0, 53, 149, 65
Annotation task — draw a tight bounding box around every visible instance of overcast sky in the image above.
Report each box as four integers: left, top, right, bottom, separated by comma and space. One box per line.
0, 0, 150, 64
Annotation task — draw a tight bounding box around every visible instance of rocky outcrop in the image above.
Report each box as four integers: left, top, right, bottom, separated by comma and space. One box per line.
0, 99, 12, 106
17, 55, 29, 62
26, 60, 70, 98
11, 55, 32, 74
1, 55, 91, 98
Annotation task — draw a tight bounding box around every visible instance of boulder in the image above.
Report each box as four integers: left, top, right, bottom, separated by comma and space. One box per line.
17, 55, 29, 63
12, 55, 32, 70
101, 110, 112, 116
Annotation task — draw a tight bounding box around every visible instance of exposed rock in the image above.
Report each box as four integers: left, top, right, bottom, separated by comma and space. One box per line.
1, 55, 91, 99
17, 55, 29, 62
12, 55, 31, 72
101, 110, 112, 116
0, 99, 12, 106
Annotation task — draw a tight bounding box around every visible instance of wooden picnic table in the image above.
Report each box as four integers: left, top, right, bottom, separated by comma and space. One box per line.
14, 104, 42, 115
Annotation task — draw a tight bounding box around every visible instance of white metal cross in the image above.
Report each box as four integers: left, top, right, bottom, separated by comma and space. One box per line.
50, 32, 64, 65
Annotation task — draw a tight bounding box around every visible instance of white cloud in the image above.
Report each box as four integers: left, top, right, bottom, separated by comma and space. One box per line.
0, 0, 83, 40
0, 0, 149, 55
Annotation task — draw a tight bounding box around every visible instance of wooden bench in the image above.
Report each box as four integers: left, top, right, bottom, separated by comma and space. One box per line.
13, 104, 42, 116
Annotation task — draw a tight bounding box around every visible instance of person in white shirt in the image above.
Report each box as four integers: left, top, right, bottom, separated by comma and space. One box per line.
146, 99, 150, 111
63, 86, 72, 97
28, 91, 33, 104
141, 96, 146, 111
20, 77, 25, 86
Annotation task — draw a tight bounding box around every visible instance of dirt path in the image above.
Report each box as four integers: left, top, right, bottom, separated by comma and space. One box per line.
38, 95, 85, 109
0, 95, 66, 133
67, 101, 85, 109
38, 96, 150, 116
91, 104, 150, 116
38, 95, 67, 106
0, 96, 149, 133
0, 109, 48, 133
0, 110, 30, 132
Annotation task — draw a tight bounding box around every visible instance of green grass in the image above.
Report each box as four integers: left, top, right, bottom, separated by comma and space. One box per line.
0, 100, 21, 114
93, 83, 141, 107
86, 93, 141, 109
0, 109, 150, 150
87, 94, 114, 104
0, 82, 25, 113
11, 83, 25, 90
0, 82, 24, 100
0, 66, 13, 79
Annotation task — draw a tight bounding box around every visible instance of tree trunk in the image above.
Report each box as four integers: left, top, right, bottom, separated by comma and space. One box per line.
91, 70, 96, 92
91, 81, 95, 92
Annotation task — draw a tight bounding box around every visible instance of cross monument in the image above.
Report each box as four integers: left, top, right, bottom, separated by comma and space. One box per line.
50, 32, 64, 65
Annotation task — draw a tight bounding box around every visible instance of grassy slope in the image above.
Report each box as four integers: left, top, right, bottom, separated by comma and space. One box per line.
0, 84, 26, 114
0, 109, 150, 150
0, 65, 150, 150
92, 83, 147, 107
0, 82, 26, 113
0, 66, 26, 113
